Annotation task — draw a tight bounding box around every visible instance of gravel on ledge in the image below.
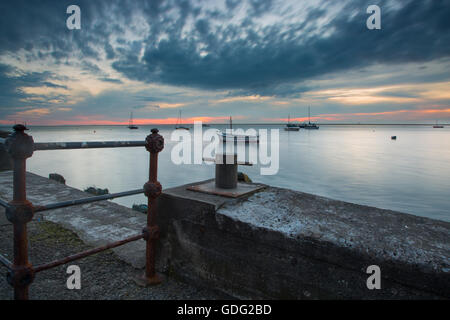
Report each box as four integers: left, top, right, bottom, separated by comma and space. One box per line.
0, 219, 229, 300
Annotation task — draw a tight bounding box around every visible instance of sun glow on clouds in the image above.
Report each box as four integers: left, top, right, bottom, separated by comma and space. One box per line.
14, 108, 51, 117
306, 82, 450, 105
145, 102, 187, 110
274, 107, 450, 123
0, 115, 234, 126
211, 95, 271, 104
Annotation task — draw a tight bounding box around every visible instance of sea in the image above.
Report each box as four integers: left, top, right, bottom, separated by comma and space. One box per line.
1, 124, 449, 222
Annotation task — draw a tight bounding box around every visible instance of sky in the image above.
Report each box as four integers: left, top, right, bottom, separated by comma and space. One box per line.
0, 0, 449, 125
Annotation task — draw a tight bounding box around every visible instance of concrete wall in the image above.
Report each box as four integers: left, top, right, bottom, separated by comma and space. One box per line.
156, 180, 450, 299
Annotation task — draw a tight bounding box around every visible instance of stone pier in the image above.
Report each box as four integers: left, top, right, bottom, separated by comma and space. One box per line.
1, 171, 449, 299
0, 171, 147, 268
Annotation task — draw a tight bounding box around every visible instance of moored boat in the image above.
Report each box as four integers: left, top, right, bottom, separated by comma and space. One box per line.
127, 112, 138, 129
303, 106, 319, 130
284, 115, 300, 131
175, 110, 189, 130
433, 120, 444, 128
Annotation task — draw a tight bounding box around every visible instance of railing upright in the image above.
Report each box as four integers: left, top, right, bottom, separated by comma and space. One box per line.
4, 124, 35, 300
138, 128, 164, 285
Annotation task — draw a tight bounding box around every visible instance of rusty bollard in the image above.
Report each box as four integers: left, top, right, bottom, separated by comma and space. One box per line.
137, 128, 164, 286
4, 124, 35, 300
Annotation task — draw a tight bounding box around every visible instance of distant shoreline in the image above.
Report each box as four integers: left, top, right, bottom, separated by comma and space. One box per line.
0, 123, 448, 128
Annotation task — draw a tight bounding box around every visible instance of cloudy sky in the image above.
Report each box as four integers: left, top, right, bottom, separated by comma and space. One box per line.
0, 0, 449, 125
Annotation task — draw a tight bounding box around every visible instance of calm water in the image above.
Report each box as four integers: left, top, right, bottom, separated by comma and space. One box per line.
2, 124, 449, 222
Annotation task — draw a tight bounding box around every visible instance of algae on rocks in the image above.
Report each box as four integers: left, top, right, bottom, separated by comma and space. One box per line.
84, 186, 109, 195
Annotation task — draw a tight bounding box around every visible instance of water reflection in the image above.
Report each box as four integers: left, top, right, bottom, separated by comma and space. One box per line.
6, 124, 448, 222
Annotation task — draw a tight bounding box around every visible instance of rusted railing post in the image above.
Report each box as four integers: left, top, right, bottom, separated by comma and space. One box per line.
4, 124, 35, 300
137, 128, 164, 286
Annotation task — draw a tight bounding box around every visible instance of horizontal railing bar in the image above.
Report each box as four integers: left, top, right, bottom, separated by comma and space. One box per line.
0, 198, 10, 209
0, 253, 12, 270
202, 157, 253, 166
34, 140, 146, 151
34, 233, 144, 273
34, 189, 144, 212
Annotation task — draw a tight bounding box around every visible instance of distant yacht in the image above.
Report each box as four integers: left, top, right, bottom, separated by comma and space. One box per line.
303, 106, 319, 130
284, 115, 300, 131
433, 120, 444, 128
127, 112, 138, 129
175, 110, 189, 130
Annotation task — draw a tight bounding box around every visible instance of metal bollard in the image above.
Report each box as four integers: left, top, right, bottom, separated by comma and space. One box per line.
4, 124, 35, 300
138, 128, 164, 286
215, 153, 238, 189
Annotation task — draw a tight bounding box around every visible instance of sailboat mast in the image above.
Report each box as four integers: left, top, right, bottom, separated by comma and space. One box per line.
230, 116, 232, 129
308, 106, 310, 124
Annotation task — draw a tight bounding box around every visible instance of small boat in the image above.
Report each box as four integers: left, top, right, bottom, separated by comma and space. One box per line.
304, 123, 319, 130
128, 112, 138, 129
175, 110, 189, 130
303, 106, 319, 130
284, 115, 300, 131
433, 120, 444, 128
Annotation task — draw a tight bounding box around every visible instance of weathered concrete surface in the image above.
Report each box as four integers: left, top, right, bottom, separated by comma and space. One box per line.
157, 180, 450, 299
0, 171, 146, 268
0, 220, 230, 300
1, 171, 449, 299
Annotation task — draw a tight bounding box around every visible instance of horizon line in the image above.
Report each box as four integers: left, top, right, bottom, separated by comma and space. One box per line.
1, 123, 448, 128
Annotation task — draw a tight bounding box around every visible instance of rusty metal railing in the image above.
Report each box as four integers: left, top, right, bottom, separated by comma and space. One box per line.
0, 124, 164, 300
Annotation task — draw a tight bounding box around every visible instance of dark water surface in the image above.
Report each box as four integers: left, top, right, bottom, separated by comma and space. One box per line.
3, 124, 448, 222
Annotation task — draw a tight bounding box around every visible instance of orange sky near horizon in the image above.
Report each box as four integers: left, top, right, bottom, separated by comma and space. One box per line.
277, 107, 450, 123
0, 116, 236, 126
2, 108, 450, 126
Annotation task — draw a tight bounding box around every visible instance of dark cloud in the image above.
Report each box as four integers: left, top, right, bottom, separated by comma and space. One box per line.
225, 0, 240, 11
111, 0, 450, 96
0, 0, 449, 99
248, 0, 274, 17
0, 63, 69, 111
98, 77, 123, 84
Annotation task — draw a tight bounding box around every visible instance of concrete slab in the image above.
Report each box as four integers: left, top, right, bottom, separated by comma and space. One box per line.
187, 180, 265, 198
164, 179, 235, 210
0, 171, 147, 268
